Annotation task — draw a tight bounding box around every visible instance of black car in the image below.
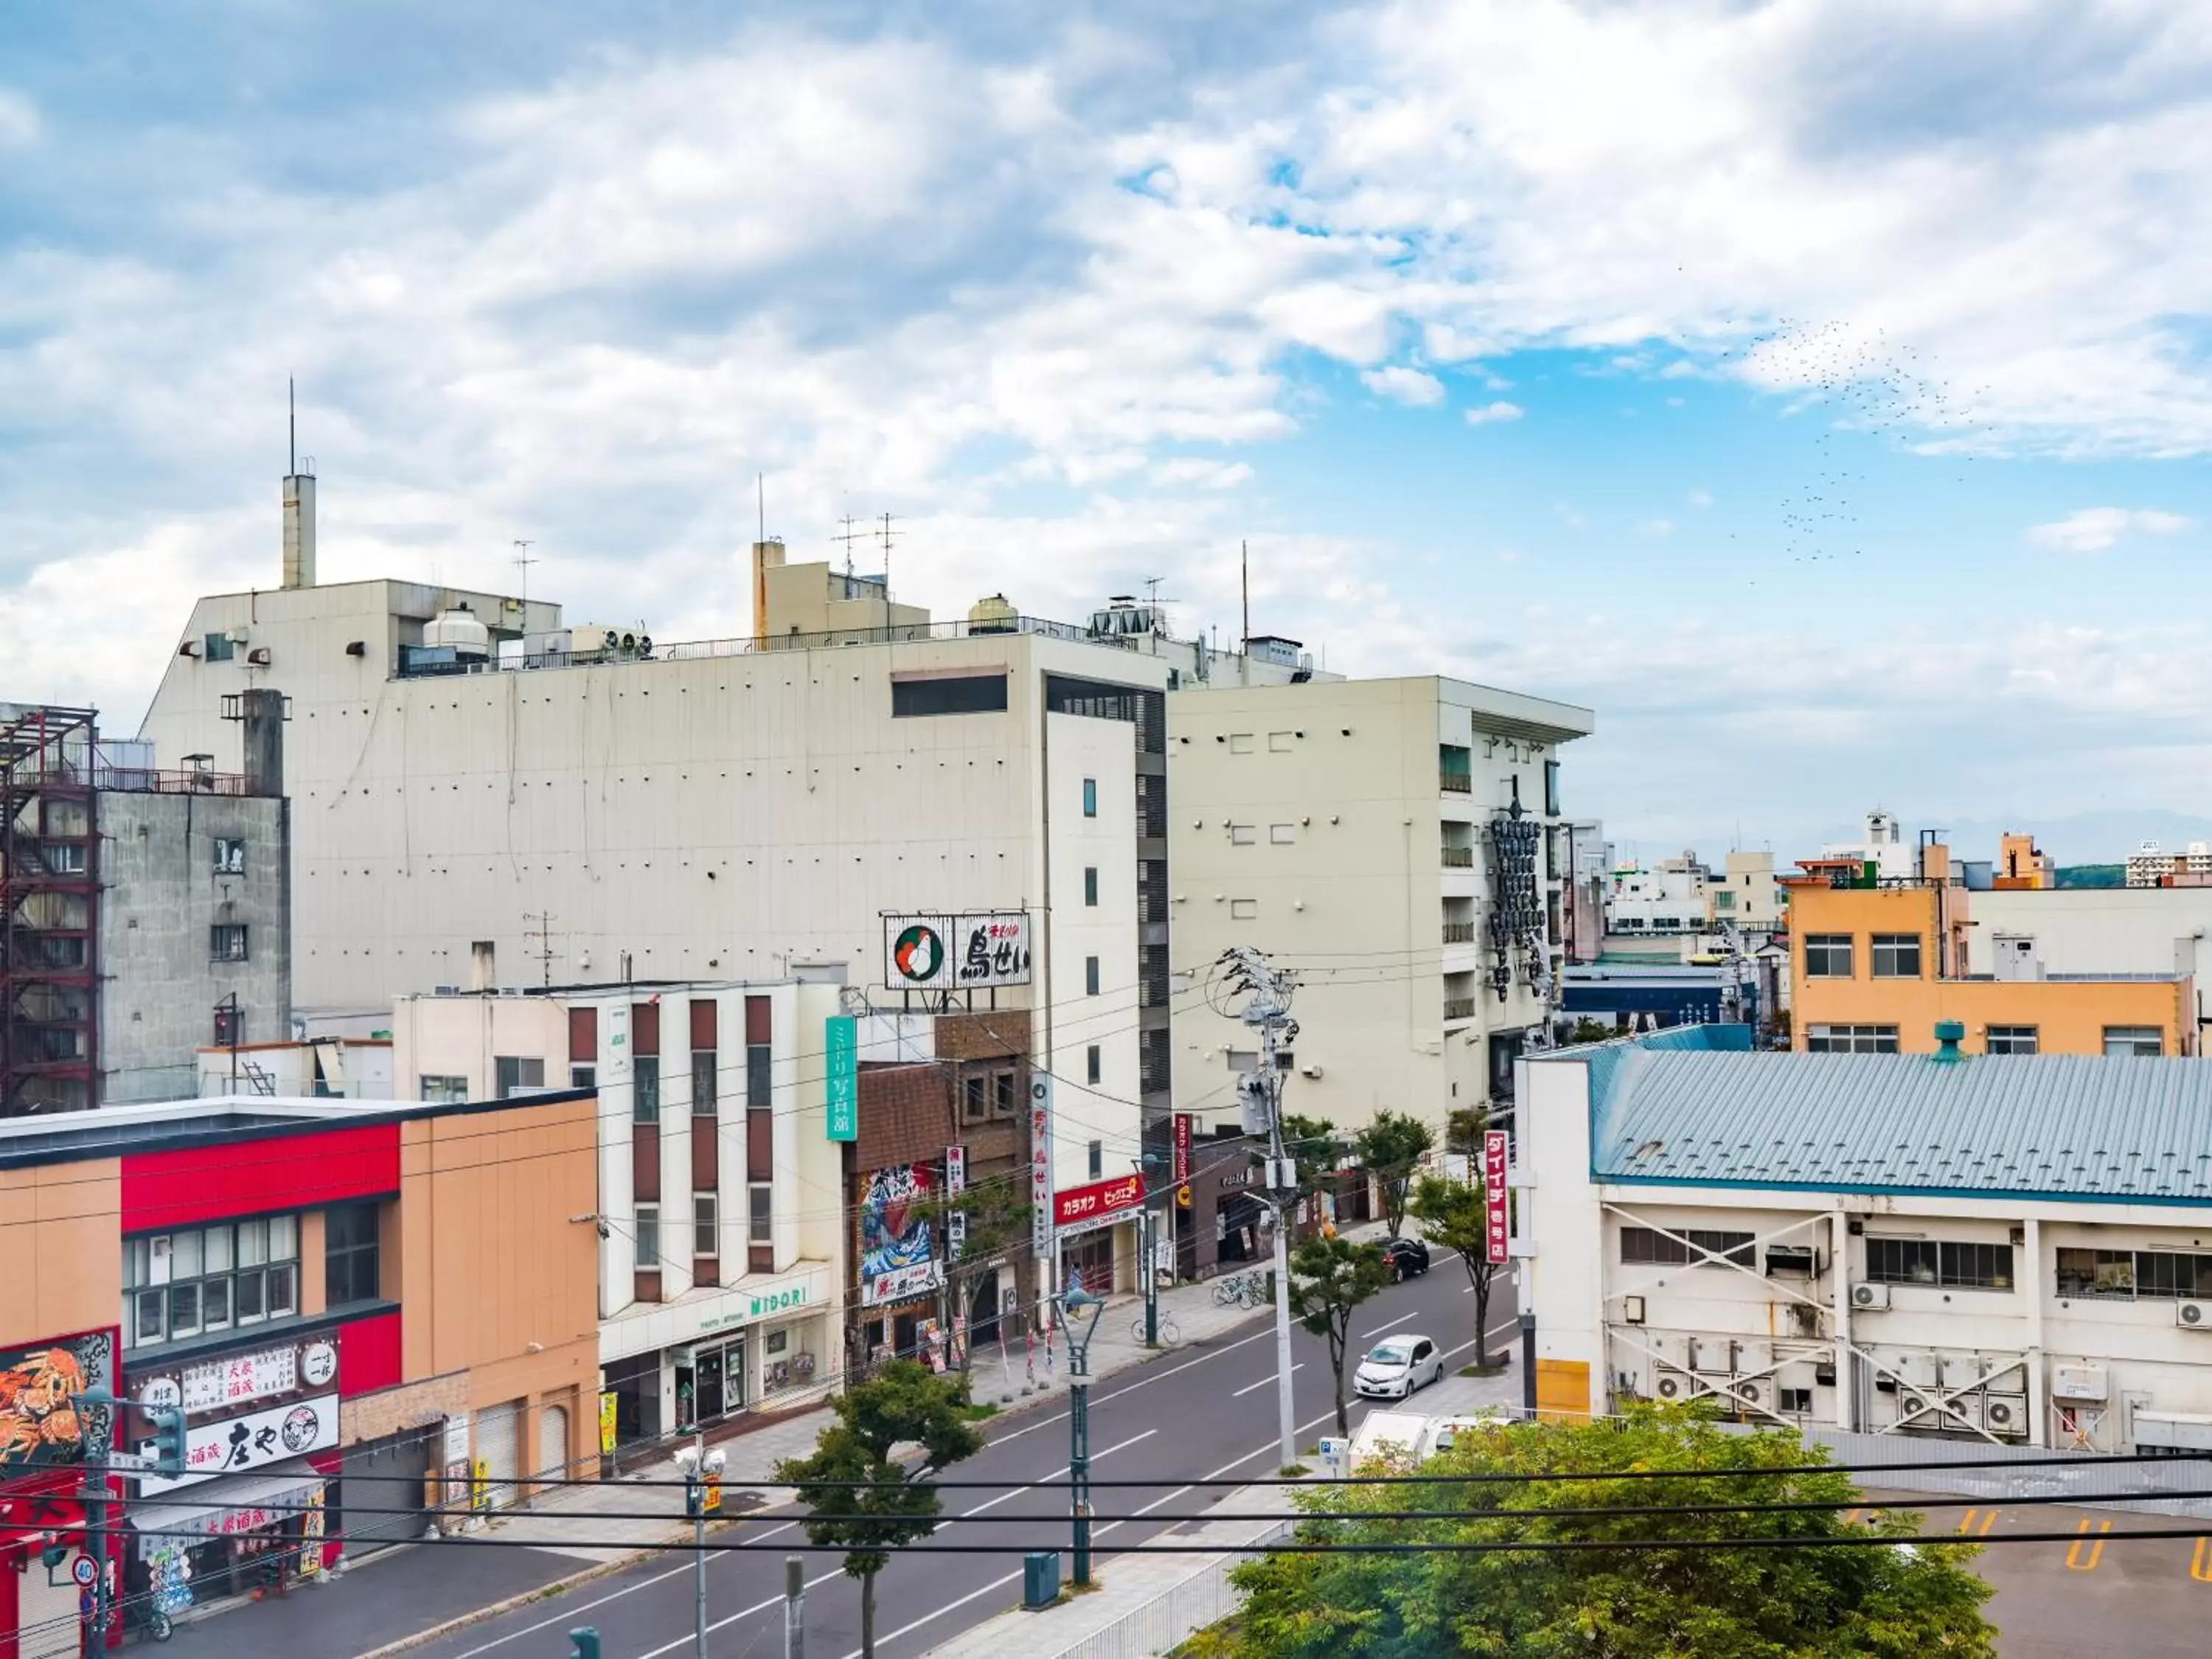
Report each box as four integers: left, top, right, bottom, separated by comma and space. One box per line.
1381, 1236, 1430, 1280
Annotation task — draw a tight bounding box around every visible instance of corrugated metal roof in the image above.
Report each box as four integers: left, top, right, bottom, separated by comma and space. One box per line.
1582, 1051, 2212, 1203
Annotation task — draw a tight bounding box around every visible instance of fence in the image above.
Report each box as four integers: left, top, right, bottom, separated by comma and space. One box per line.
1043, 1520, 1293, 1659
1788, 1425, 2212, 1519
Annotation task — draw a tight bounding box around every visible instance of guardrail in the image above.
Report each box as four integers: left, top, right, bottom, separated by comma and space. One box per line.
1043, 1520, 1293, 1659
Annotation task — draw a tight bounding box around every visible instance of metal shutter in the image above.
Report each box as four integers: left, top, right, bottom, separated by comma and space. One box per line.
538, 1403, 571, 1483
476, 1401, 521, 1509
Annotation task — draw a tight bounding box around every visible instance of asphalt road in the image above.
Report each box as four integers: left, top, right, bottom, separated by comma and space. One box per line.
393, 1261, 1503, 1659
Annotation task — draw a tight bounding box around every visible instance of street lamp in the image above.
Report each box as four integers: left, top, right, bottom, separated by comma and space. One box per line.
673, 1441, 726, 1658
1057, 1281, 1107, 1584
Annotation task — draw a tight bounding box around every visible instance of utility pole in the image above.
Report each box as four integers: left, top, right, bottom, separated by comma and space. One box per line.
1220, 946, 1300, 1467
675, 1440, 724, 1659
1141, 1206, 1158, 1346
784, 1554, 806, 1659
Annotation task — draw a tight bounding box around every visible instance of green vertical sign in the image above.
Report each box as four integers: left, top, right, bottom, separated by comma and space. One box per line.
825, 1015, 858, 1141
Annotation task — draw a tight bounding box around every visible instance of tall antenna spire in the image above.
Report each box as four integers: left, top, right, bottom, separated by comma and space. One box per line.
288, 378, 296, 476
757, 473, 765, 545
512, 538, 537, 605
878, 512, 900, 599
1240, 539, 1250, 651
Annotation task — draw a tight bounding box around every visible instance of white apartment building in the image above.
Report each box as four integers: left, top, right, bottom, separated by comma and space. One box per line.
1168, 675, 1594, 1139
1525, 1026, 2212, 1455
1822, 808, 1917, 881
134, 499, 1170, 1239
1605, 852, 1710, 935
2127, 840, 2212, 888
389, 977, 846, 1456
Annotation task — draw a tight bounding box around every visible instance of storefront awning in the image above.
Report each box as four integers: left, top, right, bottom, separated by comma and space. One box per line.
128, 1464, 324, 1543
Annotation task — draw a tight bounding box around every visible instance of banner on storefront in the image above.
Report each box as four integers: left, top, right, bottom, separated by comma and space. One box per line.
0, 1329, 118, 1472
597, 1392, 618, 1455
1483, 1130, 1510, 1265
945, 1144, 966, 1193
139, 1340, 323, 1416
1054, 1173, 1145, 1237
1172, 1113, 1192, 1184
1029, 1077, 1054, 1264
137, 1393, 339, 1495
862, 1259, 944, 1307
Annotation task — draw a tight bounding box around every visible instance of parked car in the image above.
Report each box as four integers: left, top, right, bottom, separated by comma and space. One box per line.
1380, 1237, 1430, 1281
1354, 1332, 1446, 1399
1346, 1409, 1430, 1469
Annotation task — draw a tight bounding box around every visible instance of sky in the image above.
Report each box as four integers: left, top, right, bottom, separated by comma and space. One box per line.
4, 0, 2211, 858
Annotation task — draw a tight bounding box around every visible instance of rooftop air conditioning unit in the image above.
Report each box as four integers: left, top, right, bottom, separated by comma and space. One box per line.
1983, 1394, 2027, 1436
1851, 1282, 1891, 1311
1652, 1366, 1691, 1402
2177, 1300, 2212, 1329
432, 984, 462, 996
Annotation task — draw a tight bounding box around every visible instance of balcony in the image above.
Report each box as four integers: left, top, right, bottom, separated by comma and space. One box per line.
1440, 771, 1472, 794
1443, 997, 1478, 1023
1441, 846, 1474, 868
1442, 922, 1476, 945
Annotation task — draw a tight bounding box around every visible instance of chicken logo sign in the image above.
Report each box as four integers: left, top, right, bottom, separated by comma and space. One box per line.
0, 1329, 116, 1470
891, 924, 946, 986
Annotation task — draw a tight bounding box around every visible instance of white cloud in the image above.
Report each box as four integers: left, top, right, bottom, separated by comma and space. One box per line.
0, 90, 37, 151
2026, 507, 2192, 553
1464, 400, 1523, 425
1687, 489, 1714, 508
1360, 365, 1445, 406
1637, 518, 1674, 537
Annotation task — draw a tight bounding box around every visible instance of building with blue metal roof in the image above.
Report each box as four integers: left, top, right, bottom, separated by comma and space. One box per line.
1520, 1024, 2212, 1461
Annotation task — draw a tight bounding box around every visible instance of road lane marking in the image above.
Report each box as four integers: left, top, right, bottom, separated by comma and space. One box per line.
2192, 1537, 2212, 1582
955, 1430, 1158, 1517
1234, 1365, 1303, 1397
1954, 1508, 1997, 1537
2065, 1517, 2112, 1571
1360, 1312, 1417, 1340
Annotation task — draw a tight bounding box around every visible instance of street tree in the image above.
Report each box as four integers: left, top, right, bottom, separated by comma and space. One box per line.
773, 1360, 984, 1658
1276, 1112, 1344, 1208
1409, 1172, 1505, 1366
1287, 1234, 1392, 1436
1351, 1110, 1433, 1239
1215, 1405, 1997, 1659
911, 1175, 1032, 1374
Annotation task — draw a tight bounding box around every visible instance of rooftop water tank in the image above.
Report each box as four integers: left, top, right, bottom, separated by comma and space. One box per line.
423, 603, 490, 657
968, 594, 1019, 634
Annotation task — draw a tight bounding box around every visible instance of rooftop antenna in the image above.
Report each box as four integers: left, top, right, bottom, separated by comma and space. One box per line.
757, 473, 765, 545
1240, 539, 1250, 651
288, 377, 296, 476
878, 511, 900, 597
512, 538, 537, 605
834, 515, 866, 580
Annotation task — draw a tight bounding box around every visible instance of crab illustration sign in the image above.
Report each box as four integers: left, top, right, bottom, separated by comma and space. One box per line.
883, 913, 1032, 991
0, 1329, 118, 1471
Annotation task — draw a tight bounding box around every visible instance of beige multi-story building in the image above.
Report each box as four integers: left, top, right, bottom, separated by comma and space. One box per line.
1705, 850, 1783, 933
1167, 675, 1594, 1141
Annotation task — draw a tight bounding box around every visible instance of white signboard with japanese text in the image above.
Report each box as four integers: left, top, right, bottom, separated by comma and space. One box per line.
137, 1393, 340, 1495
861, 1261, 945, 1307
884, 914, 1032, 990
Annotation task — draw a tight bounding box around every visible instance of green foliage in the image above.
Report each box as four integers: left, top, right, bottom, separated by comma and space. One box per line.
773, 1361, 984, 1582
1274, 1113, 1345, 1203
1408, 1174, 1505, 1364
1352, 1110, 1435, 1239
2056, 863, 2124, 889
1570, 1018, 1621, 1044
1222, 1406, 1996, 1659
1287, 1234, 1392, 1434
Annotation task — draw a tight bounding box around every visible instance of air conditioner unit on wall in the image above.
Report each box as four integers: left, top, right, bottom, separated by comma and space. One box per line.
2052, 1365, 2110, 1402
1653, 1366, 1691, 1402
1983, 1394, 2028, 1437
2178, 1300, 2212, 1329
1851, 1282, 1890, 1311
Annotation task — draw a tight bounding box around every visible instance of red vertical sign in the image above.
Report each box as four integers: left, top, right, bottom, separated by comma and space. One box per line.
1172, 1113, 1192, 1184
1483, 1130, 1511, 1265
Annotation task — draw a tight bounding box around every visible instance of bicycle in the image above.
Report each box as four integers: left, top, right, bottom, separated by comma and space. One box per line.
1213, 1271, 1266, 1310
1133, 1312, 1182, 1346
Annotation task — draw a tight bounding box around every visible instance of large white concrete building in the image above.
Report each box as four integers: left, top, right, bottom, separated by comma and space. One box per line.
1524, 1026, 2212, 1453
1169, 676, 1593, 1139
1604, 852, 1710, 936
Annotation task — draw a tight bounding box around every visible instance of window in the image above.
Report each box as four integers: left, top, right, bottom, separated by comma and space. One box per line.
1803, 933, 1853, 978
2056, 1247, 2212, 1301
571, 1065, 597, 1088
1871, 933, 1923, 978
1865, 1237, 2013, 1290
692, 1052, 718, 1118
213, 837, 246, 874
2104, 1026, 2163, 1057
1231, 899, 1258, 921
1229, 824, 1256, 846
212, 1005, 241, 1047
891, 673, 1008, 716
1778, 1386, 1815, 1414
122, 1216, 299, 1350
963, 1073, 989, 1124
1543, 759, 1561, 818
419, 1074, 469, 1105
1270, 824, 1296, 844
1082, 778, 1097, 818
635, 1206, 661, 1268
634, 1056, 661, 1123
1618, 1226, 1754, 1267
1084, 867, 1099, 906
204, 632, 235, 662
1226, 1049, 1259, 1072
1085, 956, 1101, 995
1986, 1025, 2039, 1055
992, 1069, 1017, 1118
209, 925, 249, 962
325, 1201, 382, 1305
1652, 917, 1681, 931
1229, 733, 1255, 754
694, 1194, 719, 1257
1088, 1140, 1104, 1180
1086, 1045, 1102, 1085
1714, 890, 1736, 911
749, 1184, 773, 1245
495, 1055, 545, 1099
1805, 1023, 1899, 1054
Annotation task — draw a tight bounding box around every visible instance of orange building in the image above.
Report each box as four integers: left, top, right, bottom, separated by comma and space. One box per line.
0, 1090, 597, 1648
1784, 846, 2193, 1057
1994, 831, 2056, 891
